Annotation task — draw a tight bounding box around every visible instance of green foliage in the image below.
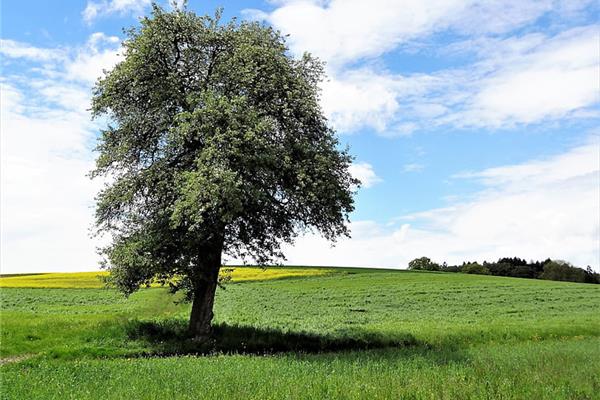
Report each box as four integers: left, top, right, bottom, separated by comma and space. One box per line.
407, 256, 440, 271
540, 260, 600, 283
461, 262, 490, 275
91, 4, 356, 299
488, 257, 545, 279
433, 256, 599, 283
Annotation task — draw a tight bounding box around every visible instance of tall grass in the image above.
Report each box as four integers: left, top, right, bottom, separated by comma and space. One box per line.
3, 338, 599, 399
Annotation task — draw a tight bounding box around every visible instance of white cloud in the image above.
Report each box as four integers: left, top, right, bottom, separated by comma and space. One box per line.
1, 33, 122, 86
253, 0, 466, 67
455, 138, 599, 190
0, 39, 65, 61
1, 82, 100, 274
66, 33, 122, 84
446, 1, 564, 35
348, 162, 382, 188
279, 138, 600, 270
1, 35, 122, 274
320, 68, 435, 134
82, 0, 151, 24
324, 25, 599, 134
253, 0, 593, 65
251, 1, 598, 134
320, 70, 400, 133
449, 26, 600, 127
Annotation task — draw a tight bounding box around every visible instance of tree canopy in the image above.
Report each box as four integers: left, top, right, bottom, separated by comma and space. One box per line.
91, 5, 356, 337
407, 256, 599, 284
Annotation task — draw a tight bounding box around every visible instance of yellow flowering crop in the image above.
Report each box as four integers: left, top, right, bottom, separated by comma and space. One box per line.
0, 272, 109, 289
0, 267, 334, 289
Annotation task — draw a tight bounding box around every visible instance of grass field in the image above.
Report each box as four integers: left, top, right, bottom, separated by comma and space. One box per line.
1, 267, 599, 399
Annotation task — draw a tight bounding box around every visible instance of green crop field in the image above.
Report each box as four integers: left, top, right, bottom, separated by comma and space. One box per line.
1, 268, 599, 399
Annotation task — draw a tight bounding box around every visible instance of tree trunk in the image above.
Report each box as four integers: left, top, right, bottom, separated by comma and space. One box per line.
188, 245, 222, 340
188, 275, 218, 340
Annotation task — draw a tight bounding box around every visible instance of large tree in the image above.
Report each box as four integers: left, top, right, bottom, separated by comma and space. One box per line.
91, 4, 356, 339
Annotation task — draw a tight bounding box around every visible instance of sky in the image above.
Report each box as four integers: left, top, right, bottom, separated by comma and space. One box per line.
1, 0, 599, 273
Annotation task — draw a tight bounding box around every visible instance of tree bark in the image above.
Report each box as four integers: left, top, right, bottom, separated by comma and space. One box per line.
188, 245, 222, 340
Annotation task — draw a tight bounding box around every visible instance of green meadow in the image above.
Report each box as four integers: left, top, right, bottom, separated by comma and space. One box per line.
1, 268, 599, 399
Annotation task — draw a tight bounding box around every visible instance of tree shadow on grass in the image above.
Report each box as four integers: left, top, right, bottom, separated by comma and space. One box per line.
125, 319, 424, 357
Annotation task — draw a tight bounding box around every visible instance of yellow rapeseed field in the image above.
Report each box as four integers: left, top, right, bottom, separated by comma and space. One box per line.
222, 267, 334, 282
0, 267, 333, 289
0, 272, 108, 289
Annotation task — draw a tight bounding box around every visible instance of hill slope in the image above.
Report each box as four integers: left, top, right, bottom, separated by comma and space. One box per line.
2, 268, 599, 399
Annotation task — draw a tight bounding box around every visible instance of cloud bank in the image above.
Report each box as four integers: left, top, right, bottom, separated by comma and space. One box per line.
248, 1, 598, 134
1, 34, 122, 273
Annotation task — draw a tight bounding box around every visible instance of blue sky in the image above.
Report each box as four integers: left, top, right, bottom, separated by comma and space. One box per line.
1, 0, 599, 273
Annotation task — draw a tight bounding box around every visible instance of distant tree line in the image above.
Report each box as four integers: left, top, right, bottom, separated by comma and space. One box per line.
407, 256, 600, 284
